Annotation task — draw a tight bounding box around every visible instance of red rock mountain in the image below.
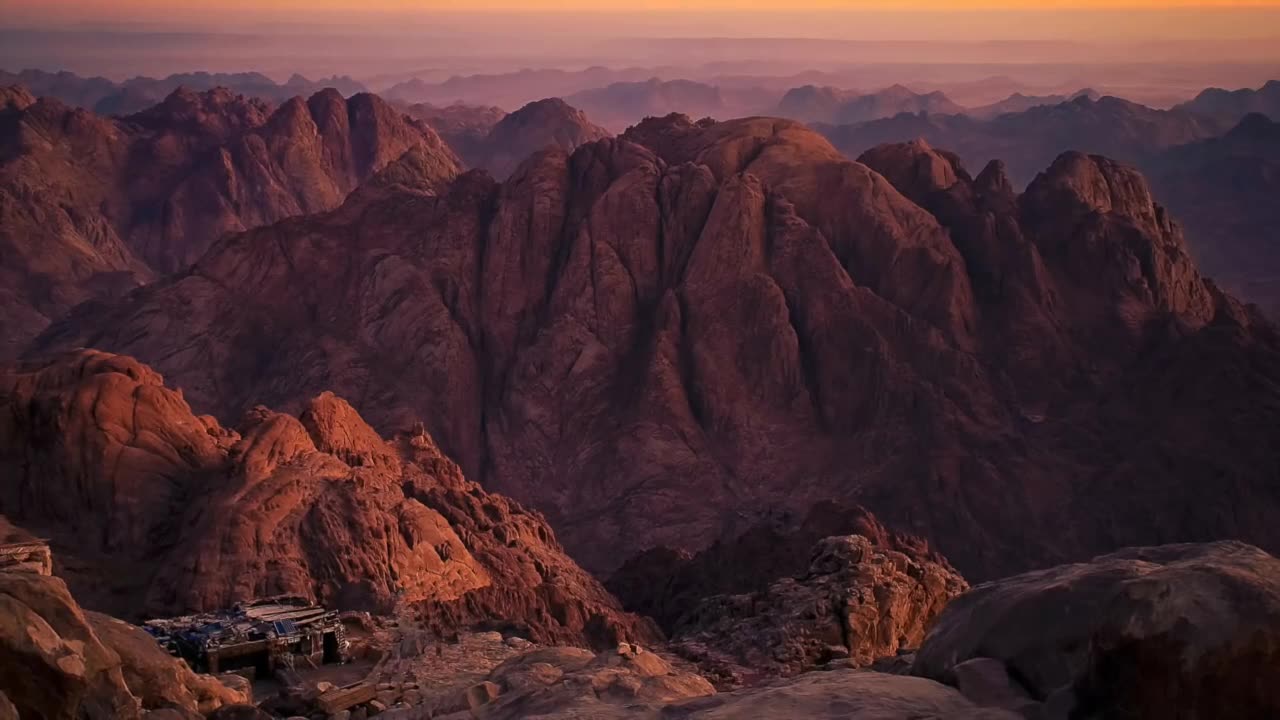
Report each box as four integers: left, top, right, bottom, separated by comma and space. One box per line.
0, 350, 657, 648
28, 113, 1280, 590
0, 85, 460, 357
467, 99, 611, 180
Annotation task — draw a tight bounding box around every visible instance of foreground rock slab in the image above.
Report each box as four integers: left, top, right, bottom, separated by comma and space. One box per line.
913, 541, 1280, 719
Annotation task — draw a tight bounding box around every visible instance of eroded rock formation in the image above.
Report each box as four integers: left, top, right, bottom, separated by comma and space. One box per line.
0, 350, 657, 648
0, 568, 247, 719
0, 85, 460, 355
665, 535, 966, 685
28, 113, 1280, 590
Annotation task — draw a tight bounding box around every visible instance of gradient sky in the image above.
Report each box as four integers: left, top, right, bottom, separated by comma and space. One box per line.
8, 0, 1280, 16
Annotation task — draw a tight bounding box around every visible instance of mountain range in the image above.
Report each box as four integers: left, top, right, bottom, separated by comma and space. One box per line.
0, 68, 367, 116
3, 71, 1280, 719
10, 101, 1275, 584
0, 85, 459, 357
814, 85, 1278, 314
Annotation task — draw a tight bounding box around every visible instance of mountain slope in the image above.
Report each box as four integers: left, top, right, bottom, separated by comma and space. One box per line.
0, 86, 461, 356
29, 114, 1280, 586
0, 349, 658, 647
1147, 114, 1280, 316
821, 94, 1229, 186
463, 98, 610, 179
1177, 79, 1280, 123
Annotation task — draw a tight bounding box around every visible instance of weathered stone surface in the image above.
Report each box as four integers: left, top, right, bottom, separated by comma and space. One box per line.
0, 350, 658, 648
664, 535, 966, 685
466, 98, 609, 180
0, 85, 460, 356
0, 571, 246, 720
27, 112, 1280, 592
913, 541, 1280, 719
608, 501, 948, 632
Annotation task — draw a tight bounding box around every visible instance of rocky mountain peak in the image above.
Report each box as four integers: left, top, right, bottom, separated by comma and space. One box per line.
857, 138, 965, 201
0, 84, 36, 112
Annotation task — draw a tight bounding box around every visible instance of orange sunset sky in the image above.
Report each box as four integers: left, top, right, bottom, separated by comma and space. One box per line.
5, 0, 1279, 48
7, 0, 1280, 12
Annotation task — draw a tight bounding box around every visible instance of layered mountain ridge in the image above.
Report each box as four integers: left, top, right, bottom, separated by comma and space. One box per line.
0, 84, 461, 357
26, 110, 1280, 589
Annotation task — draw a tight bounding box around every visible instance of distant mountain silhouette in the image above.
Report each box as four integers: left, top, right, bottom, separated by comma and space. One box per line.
1177, 80, 1280, 124
0, 68, 367, 115
776, 84, 963, 124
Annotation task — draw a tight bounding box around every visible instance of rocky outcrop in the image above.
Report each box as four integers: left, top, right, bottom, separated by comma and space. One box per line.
0, 570, 247, 719
663, 535, 966, 685
0, 350, 657, 648
29, 114, 1280, 590
913, 541, 1280, 720
608, 502, 946, 632
0, 86, 460, 356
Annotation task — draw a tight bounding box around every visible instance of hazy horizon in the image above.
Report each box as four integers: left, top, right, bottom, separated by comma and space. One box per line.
2, 5, 1278, 109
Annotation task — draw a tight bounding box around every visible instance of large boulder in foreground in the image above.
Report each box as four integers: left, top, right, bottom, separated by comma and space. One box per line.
913, 541, 1280, 719
0, 570, 246, 719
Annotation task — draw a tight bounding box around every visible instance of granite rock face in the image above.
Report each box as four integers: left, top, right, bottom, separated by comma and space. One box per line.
29, 113, 1280, 589
0, 570, 247, 720
0, 350, 657, 648
0, 85, 460, 356
608, 504, 964, 686
667, 535, 966, 685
